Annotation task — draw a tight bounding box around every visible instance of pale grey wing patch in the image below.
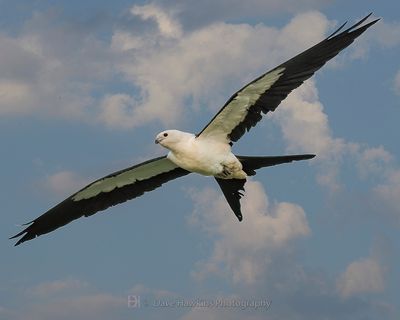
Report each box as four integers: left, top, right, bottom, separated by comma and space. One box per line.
72, 157, 179, 201
197, 14, 379, 144
11, 156, 190, 245
198, 67, 285, 142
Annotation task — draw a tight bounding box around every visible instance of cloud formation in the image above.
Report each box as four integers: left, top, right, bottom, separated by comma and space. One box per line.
0, 11, 113, 119
43, 170, 89, 196
272, 72, 400, 198
186, 181, 393, 320
189, 181, 310, 284
155, 0, 330, 29
131, 4, 182, 38
105, 10, 330, 129
337, 256, 385, 297
26, 278, 89, 297
2, 278, 125, 320
0, 6, 331, 131
374, 169, 400, 220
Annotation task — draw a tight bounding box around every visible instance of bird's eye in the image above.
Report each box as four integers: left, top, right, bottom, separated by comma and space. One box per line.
163, 133, 168, 137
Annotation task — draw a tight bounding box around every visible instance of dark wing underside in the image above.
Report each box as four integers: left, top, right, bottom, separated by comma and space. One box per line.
237, 154, 316, 176
197, 14, 379, 143
11, 156, 189, 246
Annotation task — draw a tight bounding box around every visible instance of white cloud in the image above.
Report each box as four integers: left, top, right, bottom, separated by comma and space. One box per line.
0, 80, 33, 114
11, 279, 125, 320
337, 256, 385, 297
347, 17, 400, 60
155, 0, 331, 29
111, 31, 144, 51
272, 75, 399, 193
4, 7, 376, 143
275, 80, 344, 158
131, 4, 182, 39
97, 93, 139, 129
278, 11, 331, 54
374, 169, 400, 218
272, 80, 348, 191
0, 6, 393, 144
370, 18, 400, 48
105, 10, 329, 129
189, 181, 310, 285
356, 146, 393, 179
43, 170, 89, 196
0, 279, 124, 320
0, 12, 112, 119
25, 294, 123, 320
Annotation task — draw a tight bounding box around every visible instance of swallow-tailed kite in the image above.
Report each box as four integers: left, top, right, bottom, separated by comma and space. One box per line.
11, 14, 378, 246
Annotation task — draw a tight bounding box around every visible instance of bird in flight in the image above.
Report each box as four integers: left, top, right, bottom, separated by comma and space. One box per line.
11, 14, 378, 246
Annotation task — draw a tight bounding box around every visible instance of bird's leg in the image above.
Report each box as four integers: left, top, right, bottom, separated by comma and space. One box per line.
222, 165, 231, 178
215, 164, 231, 179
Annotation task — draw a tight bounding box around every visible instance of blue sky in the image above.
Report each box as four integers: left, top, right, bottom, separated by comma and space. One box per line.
1, 1, 399, 319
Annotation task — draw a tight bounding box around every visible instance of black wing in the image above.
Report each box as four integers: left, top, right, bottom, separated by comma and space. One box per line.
238, 154, 316, 176
197, 14, 379, 143
11, 156, 189, 245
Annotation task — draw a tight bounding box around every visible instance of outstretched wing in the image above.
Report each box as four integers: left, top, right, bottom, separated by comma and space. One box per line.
197, 14, 379, 143
11, 156, 189, 246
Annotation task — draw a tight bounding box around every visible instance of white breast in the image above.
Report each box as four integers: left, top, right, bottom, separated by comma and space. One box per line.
167, 136, 231, 176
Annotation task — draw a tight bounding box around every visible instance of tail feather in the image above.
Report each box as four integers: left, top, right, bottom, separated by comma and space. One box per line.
214, 154, 315, 222
237, 154, 315, 176
215, 178, 246, 221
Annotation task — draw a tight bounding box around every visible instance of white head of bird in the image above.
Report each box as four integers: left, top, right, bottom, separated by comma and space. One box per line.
154, 130, 194, 150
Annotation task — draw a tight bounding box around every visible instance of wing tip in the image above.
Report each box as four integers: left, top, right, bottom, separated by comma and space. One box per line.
10, 234, 25, 246
10, 233, 25, 246
10, 222, 35, 246
328, 12, 380, 40
13, 238, 25, 247
290, 154, 316, 162
349, 13, 380, 32
327, 21, 348, 39
11, 231, 38, 246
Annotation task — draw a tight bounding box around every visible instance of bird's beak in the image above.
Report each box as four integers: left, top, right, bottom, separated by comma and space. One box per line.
155, 137, 160, 144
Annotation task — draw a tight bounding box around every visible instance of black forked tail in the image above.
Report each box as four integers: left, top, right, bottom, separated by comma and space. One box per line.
237, 154, 315, 176
215, 154, 315, 222
215, 178, 246, 221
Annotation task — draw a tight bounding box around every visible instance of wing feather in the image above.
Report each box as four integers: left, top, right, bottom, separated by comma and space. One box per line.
11, 156, 189, 245
197, 14, 379, 143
